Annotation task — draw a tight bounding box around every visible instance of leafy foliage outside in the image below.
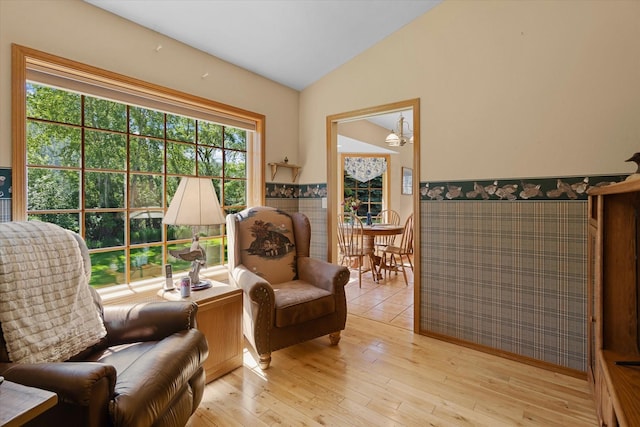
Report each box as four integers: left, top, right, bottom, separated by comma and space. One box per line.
26, 82, 248, 287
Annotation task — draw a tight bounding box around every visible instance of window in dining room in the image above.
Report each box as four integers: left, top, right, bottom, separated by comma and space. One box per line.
342, 155, 389, 219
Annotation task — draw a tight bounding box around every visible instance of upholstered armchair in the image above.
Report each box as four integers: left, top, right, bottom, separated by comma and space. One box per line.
0, 221, 208, 427
226, 207, 350, 369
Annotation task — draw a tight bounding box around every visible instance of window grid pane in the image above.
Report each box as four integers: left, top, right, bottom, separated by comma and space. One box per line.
25, 83, 247, 287
343, 165, 385, 219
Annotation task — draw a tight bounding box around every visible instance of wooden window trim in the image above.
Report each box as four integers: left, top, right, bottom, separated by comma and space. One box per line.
11, 43, 265, 221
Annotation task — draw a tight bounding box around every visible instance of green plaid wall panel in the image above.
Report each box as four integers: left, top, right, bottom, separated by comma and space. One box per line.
299, 198, 328, 260
421, 201, 587, 371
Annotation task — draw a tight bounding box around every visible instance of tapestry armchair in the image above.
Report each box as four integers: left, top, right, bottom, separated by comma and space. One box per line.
226, 207, 350, 369
0, 221, 208, 427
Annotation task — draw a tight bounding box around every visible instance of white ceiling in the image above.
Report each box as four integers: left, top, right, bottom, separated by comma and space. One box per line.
339, 109, 413, 153
84, 0, 435, 151
337, 134, 398, 154
84, 0, 441, 91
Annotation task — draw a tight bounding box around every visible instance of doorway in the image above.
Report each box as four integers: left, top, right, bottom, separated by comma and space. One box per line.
326, 99, 420, 332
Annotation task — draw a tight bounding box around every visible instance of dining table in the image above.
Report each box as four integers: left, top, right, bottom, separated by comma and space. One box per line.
359, 223, 404, 282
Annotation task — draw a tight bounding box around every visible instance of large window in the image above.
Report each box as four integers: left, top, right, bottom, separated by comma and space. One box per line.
13, 45, 265, 288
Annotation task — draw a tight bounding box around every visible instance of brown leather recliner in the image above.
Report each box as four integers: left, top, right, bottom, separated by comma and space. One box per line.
0, 223, 208, 427
226, 206, 350, 369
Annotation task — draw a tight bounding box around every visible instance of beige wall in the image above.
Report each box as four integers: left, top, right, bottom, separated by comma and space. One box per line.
0, 0, 299, 170
300, 0, 640, 183
3, 0, 639, 185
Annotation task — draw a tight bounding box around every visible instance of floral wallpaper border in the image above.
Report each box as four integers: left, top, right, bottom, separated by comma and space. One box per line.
419, 175, 628, 201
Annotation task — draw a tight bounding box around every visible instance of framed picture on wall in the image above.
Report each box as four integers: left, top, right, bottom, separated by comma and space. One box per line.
401, 167, 412, 195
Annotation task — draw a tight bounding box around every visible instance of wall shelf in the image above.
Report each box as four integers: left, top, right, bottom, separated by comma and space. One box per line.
268, 162, 301, 182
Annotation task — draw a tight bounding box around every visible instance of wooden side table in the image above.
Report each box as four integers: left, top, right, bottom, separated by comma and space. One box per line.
159, 281, 243, 383
0, 380, 57, 427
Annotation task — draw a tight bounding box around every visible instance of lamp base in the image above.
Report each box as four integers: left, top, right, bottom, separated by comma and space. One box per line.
191, 279, 212, 291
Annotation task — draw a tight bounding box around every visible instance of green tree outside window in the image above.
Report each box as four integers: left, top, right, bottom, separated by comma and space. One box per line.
25, 82, 248, 287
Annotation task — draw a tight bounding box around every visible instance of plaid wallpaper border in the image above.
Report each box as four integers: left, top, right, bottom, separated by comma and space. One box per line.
421, 200, 587, 371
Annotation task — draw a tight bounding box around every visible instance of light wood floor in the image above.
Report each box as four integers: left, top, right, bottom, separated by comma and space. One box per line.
190, 267, 598, 426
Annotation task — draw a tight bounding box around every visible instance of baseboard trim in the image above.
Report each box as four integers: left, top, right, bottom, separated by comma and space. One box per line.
420, 329, 587, 380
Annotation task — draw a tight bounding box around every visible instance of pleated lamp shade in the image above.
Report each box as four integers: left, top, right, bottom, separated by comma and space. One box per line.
163, 177, 225, 226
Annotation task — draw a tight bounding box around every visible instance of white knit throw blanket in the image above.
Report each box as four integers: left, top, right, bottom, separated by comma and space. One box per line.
0, 221, 106, 363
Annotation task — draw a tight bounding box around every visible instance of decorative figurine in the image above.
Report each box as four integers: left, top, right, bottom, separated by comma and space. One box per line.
284, 156, 289, 164
169, 235, 207, 286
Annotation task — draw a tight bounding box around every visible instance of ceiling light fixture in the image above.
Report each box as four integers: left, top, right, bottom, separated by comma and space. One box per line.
385, 113, 413, 147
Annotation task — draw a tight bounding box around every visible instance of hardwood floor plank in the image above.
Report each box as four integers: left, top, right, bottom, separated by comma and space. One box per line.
432, 402, 514, 427
191, 270, 597, 426
337, 396, 400, 427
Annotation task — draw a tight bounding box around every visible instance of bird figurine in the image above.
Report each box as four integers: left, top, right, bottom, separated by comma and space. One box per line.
626, 152, 640, 181
169, 235, 207, 286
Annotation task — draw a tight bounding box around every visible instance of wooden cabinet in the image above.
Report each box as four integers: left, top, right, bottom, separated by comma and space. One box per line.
588, 179, 640, 427
160, 282, 243, 383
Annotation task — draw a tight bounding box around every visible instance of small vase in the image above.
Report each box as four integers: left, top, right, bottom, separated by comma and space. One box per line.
366, 212, 372, 225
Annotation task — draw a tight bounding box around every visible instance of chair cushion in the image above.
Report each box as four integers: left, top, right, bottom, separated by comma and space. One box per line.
237, 207, 297, 284
272, 280, 335, 327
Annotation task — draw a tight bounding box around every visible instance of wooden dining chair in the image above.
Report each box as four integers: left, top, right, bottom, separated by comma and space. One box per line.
381, 213, 414, 285
337, 213, 370, 288
373, 209, 401, 256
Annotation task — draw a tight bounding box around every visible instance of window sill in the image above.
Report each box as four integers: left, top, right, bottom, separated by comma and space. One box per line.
97, 265, 230, 305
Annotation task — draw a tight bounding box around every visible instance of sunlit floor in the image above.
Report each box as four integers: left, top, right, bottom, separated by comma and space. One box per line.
344, 258, 414, 330
189, 257, 600, 427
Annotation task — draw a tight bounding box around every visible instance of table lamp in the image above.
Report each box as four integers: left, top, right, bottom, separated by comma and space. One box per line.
163, 177, 226, 289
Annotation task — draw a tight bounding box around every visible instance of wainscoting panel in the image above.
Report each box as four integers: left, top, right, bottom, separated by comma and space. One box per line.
264, 197, 298, 213
420, 200, 587, 371
298, 198, 327, 261
0, 199, 10, 222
